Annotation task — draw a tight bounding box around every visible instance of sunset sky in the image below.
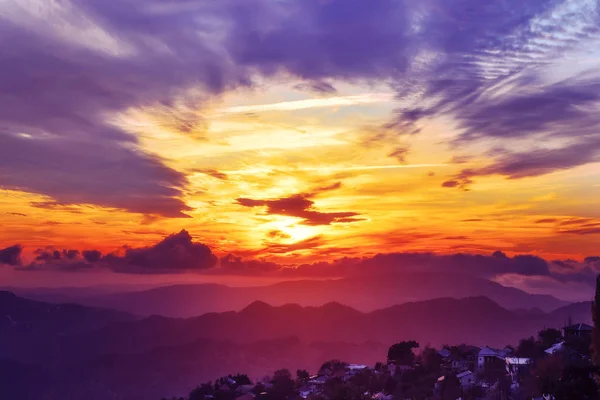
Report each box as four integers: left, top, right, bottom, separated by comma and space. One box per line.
1, 0, 600, 297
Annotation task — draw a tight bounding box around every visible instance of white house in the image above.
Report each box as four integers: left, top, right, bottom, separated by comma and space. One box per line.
544, 341, 564, 355
457, 371, 475, 388
477, 346, 512, 371
505, 357, 532, 382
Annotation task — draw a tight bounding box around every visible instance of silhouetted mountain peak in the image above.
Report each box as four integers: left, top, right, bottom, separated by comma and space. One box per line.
319, 301, 362, 315
241, 300, 273, 314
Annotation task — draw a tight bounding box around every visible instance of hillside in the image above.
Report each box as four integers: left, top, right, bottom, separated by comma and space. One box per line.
5, 295, 582, 367
0, 292, 591, 400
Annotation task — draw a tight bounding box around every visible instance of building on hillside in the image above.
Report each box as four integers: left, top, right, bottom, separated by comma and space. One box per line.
505, 357, 532, 382
347, 364, 368, 372
452, 358, 474, 373
477, 346, 512, 372
544, 341, 564, 355
457, 370, 476, 389
563, 323, 593, 339
372, 392, 393, 400
438, 348, 451, 359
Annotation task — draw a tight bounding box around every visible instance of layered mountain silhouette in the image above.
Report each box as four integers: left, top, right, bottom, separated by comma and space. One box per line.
0, 291, 590, 400
8, 273, 569, 318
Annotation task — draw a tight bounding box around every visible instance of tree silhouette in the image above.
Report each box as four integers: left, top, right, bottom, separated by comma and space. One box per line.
387, 341, 419, 365
592, 274, 600, 385
538, 328, 563, 349
296, 369, 309, 383
268, 369, 296, 399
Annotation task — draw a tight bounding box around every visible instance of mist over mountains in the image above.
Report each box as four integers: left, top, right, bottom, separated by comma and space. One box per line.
7, 272, 569, 318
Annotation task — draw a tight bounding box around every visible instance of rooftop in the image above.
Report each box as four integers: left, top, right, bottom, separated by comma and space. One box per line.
457, 371, 474, 378
564, 323, 593, 331
505, 357, 531, 365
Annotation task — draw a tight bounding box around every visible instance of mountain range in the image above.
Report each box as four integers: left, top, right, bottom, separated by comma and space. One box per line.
6, 272, 570, 318
0, 289, 591, 400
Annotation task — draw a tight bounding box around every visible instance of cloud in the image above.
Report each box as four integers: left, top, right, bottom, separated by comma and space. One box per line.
264, 235, 325, 254
34, 248, 62, 263
535, 218, 557, 224
226, 0, 411, 81
6, 212, 27, 217
2, 0, 600, 220
82, 250, 102, 263
220, 253, 281, 273
266, 230, 292, 240
293, 81, 337, 95
6, 231, 218, 273
388, 147, 410, 163
560, 227, 600, 235
63, 249, 80, 260
193, 169, 229, 180
6, 231, 599, 286
0, 245, 22, 266
220, 93, 394, 114
0, 0, 249, 217
555, 218, 600, 235
237, 193, 364, 225
443, 139, 600, 188
104, 230, 218, 273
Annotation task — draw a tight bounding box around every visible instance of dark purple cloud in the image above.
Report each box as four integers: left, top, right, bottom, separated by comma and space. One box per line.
82, 250, 102, 263
105, 230, 218, 272
388, 147, 410, 163
294, 81, 337, 95
4, 231, 599, 285
443, 139, 600, 188
0, 2, 249, 217
237, 193, 363, 226
0, 245, 22, 266
226, 0, 411, 81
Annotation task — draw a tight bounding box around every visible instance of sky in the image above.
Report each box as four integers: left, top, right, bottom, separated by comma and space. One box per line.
0, 0, 600, 299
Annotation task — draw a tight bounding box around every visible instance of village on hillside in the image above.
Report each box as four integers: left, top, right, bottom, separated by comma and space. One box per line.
162, 322, 598, 400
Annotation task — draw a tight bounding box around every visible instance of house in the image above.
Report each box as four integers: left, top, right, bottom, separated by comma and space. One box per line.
457, 370, 476, 388
452, 359, 473, 372
563, 323, 593, 339
505, 357, 531, 382
477, 346, 512, 372
308, 376, 327, 387
544, 341, 564, 355
347, 364, 368, 372
372, 392, 393, 400
438, 348, 451, 359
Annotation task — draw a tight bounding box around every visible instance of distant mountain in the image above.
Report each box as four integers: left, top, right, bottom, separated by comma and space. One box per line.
23, 273, 569, 318
20, 296, 581, 366
0, 291, 135, 363
549, 301, 592, 325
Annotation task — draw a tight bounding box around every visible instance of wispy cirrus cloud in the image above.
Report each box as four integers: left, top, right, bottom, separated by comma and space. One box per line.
220, 93, 395, 114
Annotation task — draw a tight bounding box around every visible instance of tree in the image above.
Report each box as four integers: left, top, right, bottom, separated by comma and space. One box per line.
538, 328, 563, 349
387, 341, 420, 365
419, 346, 442, 374
593, 274, 600, 384
516, 336, 542, 359
189, 383, 213, 400
268, 369, 296, 399
439, 374, 461, 400
318, 360, 348, 375
296, 369, 309, 384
